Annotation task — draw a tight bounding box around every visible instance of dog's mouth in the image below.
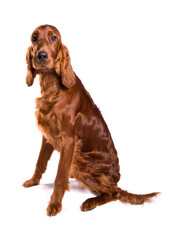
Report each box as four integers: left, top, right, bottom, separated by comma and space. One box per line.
33, 56, 54, 71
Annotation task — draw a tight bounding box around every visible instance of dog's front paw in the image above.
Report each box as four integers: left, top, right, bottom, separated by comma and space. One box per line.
22, 178, 39, 188
47, 202, 62, 216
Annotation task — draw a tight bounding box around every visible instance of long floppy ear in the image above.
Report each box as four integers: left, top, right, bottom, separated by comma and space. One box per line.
55, 44, 76, 88
26, 46, 36, 87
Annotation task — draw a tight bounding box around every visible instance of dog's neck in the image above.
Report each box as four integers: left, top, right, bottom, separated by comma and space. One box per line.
39, 71, 63, 98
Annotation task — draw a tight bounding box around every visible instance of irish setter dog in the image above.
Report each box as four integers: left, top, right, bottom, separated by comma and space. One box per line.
23, 25, 158, 216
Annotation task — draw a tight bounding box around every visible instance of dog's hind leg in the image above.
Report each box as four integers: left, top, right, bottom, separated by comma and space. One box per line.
81, 193, 116, 211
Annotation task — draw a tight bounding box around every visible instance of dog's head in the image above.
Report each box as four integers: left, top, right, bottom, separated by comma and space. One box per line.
26, 25, 75, 88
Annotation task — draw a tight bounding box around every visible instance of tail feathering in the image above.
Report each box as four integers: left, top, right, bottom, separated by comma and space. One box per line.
115, 187, 160, 205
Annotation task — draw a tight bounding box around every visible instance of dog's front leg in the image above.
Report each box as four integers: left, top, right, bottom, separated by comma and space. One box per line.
47, 137, 74, 216
23, 136, 54, 187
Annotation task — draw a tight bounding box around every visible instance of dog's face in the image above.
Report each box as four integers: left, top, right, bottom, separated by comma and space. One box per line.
30, 25, 61, 71
26, 25, 76, 88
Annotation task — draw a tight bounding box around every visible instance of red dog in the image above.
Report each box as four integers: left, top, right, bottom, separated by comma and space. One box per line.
23, 25, 158, 216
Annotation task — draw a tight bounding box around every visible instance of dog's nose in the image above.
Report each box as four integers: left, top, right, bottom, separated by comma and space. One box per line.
36, 51, 48, 61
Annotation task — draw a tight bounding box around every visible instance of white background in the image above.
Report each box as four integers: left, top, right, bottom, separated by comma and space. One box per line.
0, 0, 175, 239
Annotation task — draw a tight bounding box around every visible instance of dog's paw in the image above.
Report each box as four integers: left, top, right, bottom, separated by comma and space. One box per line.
81, 198, 97, 212
47, 202, 62, 216
22, 179, 39, 188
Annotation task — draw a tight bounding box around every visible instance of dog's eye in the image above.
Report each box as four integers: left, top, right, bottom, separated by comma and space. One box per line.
32, 35, 38, 42
51, 36, 57, 42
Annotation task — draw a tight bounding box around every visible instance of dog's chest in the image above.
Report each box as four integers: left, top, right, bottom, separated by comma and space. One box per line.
35, 97, 61, 149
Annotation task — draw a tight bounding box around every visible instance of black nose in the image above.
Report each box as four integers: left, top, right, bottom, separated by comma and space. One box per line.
36, 51, 48, 61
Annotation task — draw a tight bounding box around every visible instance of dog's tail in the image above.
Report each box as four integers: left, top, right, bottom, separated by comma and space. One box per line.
114, 187, 159, 205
